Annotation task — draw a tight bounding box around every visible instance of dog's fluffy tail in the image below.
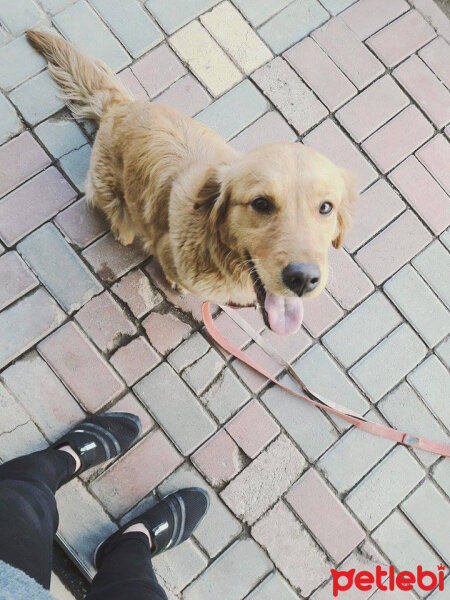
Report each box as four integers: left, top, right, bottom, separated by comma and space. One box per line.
26, 29, 132, 120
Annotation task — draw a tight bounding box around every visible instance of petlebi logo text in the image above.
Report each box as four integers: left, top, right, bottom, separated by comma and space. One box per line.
331, 564, 446, 597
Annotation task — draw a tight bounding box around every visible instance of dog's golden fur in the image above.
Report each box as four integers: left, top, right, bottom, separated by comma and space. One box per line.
27, 30, 356, 310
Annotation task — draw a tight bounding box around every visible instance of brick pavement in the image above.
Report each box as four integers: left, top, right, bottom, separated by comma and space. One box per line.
0, 0, 449, 598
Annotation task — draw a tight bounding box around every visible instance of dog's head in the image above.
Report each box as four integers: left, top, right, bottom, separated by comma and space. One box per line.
196, 143, 357, 335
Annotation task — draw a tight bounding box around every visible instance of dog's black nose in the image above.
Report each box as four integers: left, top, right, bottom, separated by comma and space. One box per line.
282, 263, 321, 296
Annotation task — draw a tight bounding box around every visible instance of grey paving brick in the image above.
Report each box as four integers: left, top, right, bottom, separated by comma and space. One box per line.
435, 336, 450, 368
258, 0, 329, 54
0, 288, 65, 369
0, 251, 38, 311
412, 240, 450, 308
200, 367, 251, 424
433, 458, 450, 496
9, 69, 65, 125
350, 323, 427, 402
320, 0, 356, 15
167, 332, 210, 372
145, 0, 219, 34
323, 292, 402, 368
153, 539, 207, 596
221, 435, 306, 524
35, 117, 87, 158
38, 0, 74, 12
196, 79, 269, 140
158, 463, 242, 558
233, 0, 292, 27
18, 223, 103, 314
252, 57, 327, 134
90, 0, 163, 58
59, 144, 92, 191
345, 447, 424, 530
0, 35, 46, 91
0, 92, 21, 143
0, 382, 30, 434
407, 355, 450, 431
53, 0, 131, 71
379, 382, 449, 468
247, 572, 298, 599
182, 347, 225, 395
184, 538, 272, 600
384, 265, 450, 347
134, 362, 217, 455
0, 0, 42, 35
0, 419, 47, 462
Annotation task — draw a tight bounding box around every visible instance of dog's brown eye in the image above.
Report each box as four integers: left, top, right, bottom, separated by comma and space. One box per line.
319, 201, 333, 215
251, 197, 273, 214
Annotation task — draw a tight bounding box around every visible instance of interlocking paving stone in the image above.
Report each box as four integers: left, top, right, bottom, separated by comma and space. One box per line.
183, 538, 272, 600
153, 539, 207, 596
341, 0, 409, 39
192, 429, 244, 486
252, 57, 327, 135
302, 290, 344, 337
110, 337, 161, 385
320, 0, 357, 15
0, 92, 21, 144
90, 0, 163, 58
0, 418, 47, 462
108, 392, 155, 436
145, 0, 220, 34
367, 9, 436, 68
323, 291, 402, 368
346, 447, 424, 530
252, 501, 331, 595
312, 17, 384, 90
200, 367, 251, 424
247, 572, 298, 600
350, 323, 427, 402
38, 0, 73, 12
35, 118, 87, 159
0, 381, 33, 435
18, 222, 102, 312
407, 355, 450, 431
142, 312, 191, 355
230, 111, 297, 152
417, 134, 450, 195
118, 68, 148, 101
131, 43, 186, 98
134, 362, 217, 455
226, 399, 280, 459
0, 288, 65, 370
419, 37, 450, 88
0, 0, 42, 34
9, 69, 65, 125
59, 143, 91, 191
327, 247, 374, 309
38, 322, 125, 411
82, 232, 147, 282
0, 131, 51, 199
2, 351, 85, 442
435, 336, 450, 369
196, 79, 268, 140
384, 265, 450, 347
112, 269, 162, 318
90, 429, 182, 518
182, 347, 225, 395
221, 434, 306, 524
258, 0, 329, 54
232, 0, 292, 27
355, 211, 432, 285
0, 251, 38, 311
54, 197, 108, 249
412, 240, 450, 307
201, 2, 272, 74
53, 0, 131, 71
285, 37, 357, 112
158, 463, 242, 558
167, 332, 210, 373
170, 20, 242, 97
433, 459, 450, 497
153, 74, 210, 117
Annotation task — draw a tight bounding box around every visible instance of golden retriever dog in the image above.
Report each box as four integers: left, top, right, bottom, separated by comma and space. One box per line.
27, 30, 356, 336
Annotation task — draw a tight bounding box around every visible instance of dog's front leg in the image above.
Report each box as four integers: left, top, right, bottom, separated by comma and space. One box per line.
155, 233, 186, 293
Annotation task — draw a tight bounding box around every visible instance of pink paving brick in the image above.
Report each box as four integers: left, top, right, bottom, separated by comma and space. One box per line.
232, 342, 282, 394
261, 326, 311, 363
131, 44, 186, 98
108, 392, 155, 436
230, 111, 297, 153
355, 211, 432, 284
312, 17, 384, 90
142, 311, 192, 355
393, 55, 450, 128
192, 429, 244, 486
419, 37, 450, 88
304, 119, 377, 193
54, 197, 108, 249
0, 167, 77, 246
0, 251, 38, 310
90, 429, 182, 517
367, 10, 435, 67
112, 269, 163, 318
38, 322, 125, 412
335, 75, 408, 143
284, 37, 357, 111
327, 248, 374, 309
75, 291, 137, 352
344, 179, 405, 253
153, 74, 210, 117
118, 68, 149, 101
0, 132, 50, 198
362, 106, 434, 174
302, 290, 344, 337
286, 469, 365, 562
82, 233, 147, 283
110, 336, 161, 386
389, 156, 450, 235
226, 399, 280, 459
416, 134, 450, 195
212, 311, 252, 360
341, 0, 409, 40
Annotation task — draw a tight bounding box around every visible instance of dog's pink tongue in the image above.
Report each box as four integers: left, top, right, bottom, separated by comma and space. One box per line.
264, 292, 304, 336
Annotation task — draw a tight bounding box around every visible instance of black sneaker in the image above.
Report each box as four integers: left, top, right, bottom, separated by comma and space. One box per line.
95, 488, 210, 568
53, 412, 141, 477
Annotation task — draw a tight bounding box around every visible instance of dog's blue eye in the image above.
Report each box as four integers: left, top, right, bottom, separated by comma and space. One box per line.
319, 201, 333, 215
252, 197, 273, 214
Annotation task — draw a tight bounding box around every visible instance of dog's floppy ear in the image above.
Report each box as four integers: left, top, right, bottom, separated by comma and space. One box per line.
333, 169, 357, 249
194, 166, 230, 226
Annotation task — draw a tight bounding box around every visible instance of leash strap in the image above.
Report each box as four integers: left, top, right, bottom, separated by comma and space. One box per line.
202, 302, 450, 458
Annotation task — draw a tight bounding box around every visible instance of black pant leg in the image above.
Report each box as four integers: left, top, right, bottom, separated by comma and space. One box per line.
0, 449, 75, 589
85, 533, 168, 600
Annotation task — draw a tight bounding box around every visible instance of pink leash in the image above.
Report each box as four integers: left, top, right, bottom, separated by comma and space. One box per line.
202, 302, 450, 458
